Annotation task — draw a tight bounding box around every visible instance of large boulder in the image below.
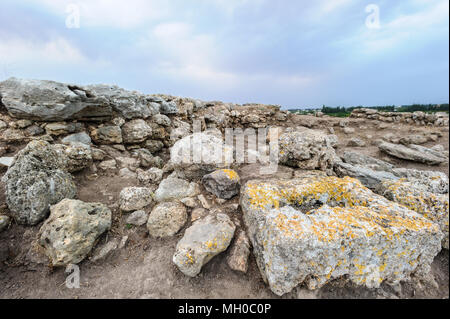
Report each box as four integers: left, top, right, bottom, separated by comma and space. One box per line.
202, 169, 241, 199
173, 213, 236, 277
0, 78, 112, 121
379, 142, 448, 165
38, 199, 112, 266
2, 141, 77, 225
278, 129, 337, 175
240, 176, 443, 296
147, 202, 187, 238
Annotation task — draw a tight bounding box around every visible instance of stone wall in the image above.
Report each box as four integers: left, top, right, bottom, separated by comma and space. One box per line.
350, 108, 449, 127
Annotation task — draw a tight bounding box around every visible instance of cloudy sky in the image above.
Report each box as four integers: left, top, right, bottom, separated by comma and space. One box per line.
0, 0, 448, 109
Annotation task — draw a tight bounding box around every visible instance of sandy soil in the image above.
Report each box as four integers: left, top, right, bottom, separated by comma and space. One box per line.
0, 120, 448, 299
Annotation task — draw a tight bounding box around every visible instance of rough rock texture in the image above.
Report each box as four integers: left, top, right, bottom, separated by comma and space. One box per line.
126, 210, 148, 226
0, 78, 112, 121
119, 187, 153, 212
226, 230, 251, 273
54, 143, 93, 173
334, 161, 398, 190
202, 169, 241, 199
379, 142, 448, 165
278, 129, 337, 175
173, 213, 236, 277
2, 140, 77, 225
62, 132, 92, 145
376, 178, 449, 249
341, 151, 394, 172
90, 126, 123, 145
170, 132, 232, 179
240, 176, 443, 296
84, 84, 159, 119
391, 168, 449, 194
154, 178, 200, 202
122, 119, 152, 144
136, 167, 164, 185
38, 199, 112, 266
147, 202, 187, 238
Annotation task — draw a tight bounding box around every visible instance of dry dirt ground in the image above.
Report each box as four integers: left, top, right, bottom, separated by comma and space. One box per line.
0, 119, 448, 299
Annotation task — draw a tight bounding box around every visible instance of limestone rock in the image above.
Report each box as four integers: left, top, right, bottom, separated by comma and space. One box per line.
226, 230, 251, 273
334, 162, 398, 190
62, 132, 92, 145
38, 199, 112, 266
379, 142, 448, 165
376, 178, 449, 249
173, 213, 236, 277
240, 176, 443, 296
147, 202, 187, 238
84, 84, 159, 119
126, 210, 148, 226
119, 187, 153, 212
170, 132, 232, 179
137, 167, 164, 185
54, 143, 93, 173
2, 140, 76, 225
202, 169, 240, 199
91, 126, 123, 145
278, 129, 337, 174
0, 78, 112, 121
154, 178, 200, 202
122, 119, 152, 144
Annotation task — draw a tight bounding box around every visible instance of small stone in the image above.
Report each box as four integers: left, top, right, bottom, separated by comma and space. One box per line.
62, 132, 92, 145
197, 194, 212, 209
122, 119, 152, 144
119, 187, 153, 212
98, 159, 117, 171
202, 169, 241, 200
191, 208, 208, 222
147, 202, 187, 238
126, 210, 148, 226
154, 178, 201, 202
227, 231, 251, 273
90, 240, 118, 263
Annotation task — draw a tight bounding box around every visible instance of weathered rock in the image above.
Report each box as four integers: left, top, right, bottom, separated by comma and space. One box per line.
119, 187, 153, 212
154, 178, 200, 202
1, 128, 26, 143
173, 213, 236, 277
0, 215, 10, 233
54, 143, 93, 173
119, 167, 137, 179
90, 126, 123, 145
147, 202, 187, 238
343, 127, 355, 134
98, 159, 117, 171
126, 210, 148, 226
137, 167, 164, 184
84, 84, 159, 119
145, 140, 165, 153
278, 129, 337, 174
347, 138, 366, 147
391, 168, 449, 194
153, 114, 171, 127
62, 132, 92, 145
0, 157, 14, 169
334, 162, 398, 190
341, 151, 394, 172
170, 132, 232, 179
122, 119, 152, 144
202, 169, 240, 199
191, 208, 208, 222
240, 176, 443, 296
90, 239, 118, 263
45, 122, 83, 136
2, 140, 76, 225
0, 78, 112, 121
38, 199, 112, 266
135, 149, 163, 168
226, 230, 251, 273
159, 101, 178, 115
379, 142, 448, 165
376, 178, 449, 249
